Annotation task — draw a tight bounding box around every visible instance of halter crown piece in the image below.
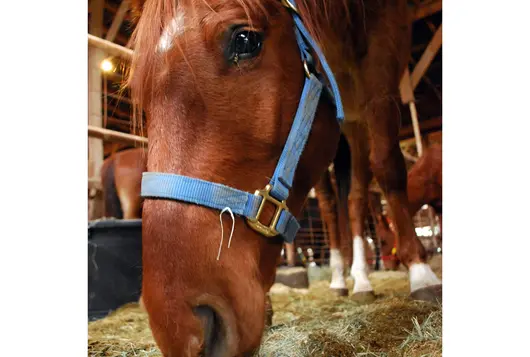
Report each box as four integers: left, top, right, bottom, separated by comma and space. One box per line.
141, 0, 344, 243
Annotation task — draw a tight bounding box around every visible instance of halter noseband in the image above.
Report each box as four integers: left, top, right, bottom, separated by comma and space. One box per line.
141, 0, 344, 243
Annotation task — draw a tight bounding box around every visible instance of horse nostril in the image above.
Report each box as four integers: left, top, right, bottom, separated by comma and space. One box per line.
193, 305, 230, 357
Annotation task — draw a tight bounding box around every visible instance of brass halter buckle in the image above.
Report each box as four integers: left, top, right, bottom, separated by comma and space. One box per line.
246, 184, 289, 237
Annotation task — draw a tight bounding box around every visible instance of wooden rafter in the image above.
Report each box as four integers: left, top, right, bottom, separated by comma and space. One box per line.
411, 24, 442, 90
106, 0, 130, 43
413, 0, 442, 21
399, 68, 423, 156
105, 2, 134, 23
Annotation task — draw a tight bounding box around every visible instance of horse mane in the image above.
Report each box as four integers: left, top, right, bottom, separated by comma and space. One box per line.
127, 0, 354, 131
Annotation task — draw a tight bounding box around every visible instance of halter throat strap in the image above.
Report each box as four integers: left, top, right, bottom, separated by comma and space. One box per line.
140, 0, 344, 243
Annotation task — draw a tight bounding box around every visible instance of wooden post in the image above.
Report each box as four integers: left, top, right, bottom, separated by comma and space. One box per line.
88, 0, 105, 220
400, 68, 424, 156
409, 101, 423, 157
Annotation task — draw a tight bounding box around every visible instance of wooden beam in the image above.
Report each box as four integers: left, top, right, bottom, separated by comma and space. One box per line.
411, 24, 442, 90
105, 117, 131, 130
106, 91, 132, 105
88, 33, 133, 60
413, 0, 442, 21
399, 68, 415, 104
105, 2, 134, 23
88, 0, 105, 220
88, 125, 148, 145
105, 0, 130, 43
399, 69, 423, 155
408, 101, 423, 156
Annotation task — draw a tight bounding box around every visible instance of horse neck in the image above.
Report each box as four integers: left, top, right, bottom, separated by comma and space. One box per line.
298, 0, 363, 64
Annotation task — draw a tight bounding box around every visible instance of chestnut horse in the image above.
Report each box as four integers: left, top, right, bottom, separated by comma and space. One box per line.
407, 143, 442, 233
322, 142, 443, 277
100, 147, 147, 219
385, 142, 443, 267
364, 143, 444, 272
128, 0, 441, 355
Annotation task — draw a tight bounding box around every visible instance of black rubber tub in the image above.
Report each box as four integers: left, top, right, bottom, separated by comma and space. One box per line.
88, 219, 143, 321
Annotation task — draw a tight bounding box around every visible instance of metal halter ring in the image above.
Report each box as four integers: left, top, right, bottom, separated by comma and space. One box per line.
303, 61, 312, 78
280, 0, 300, 15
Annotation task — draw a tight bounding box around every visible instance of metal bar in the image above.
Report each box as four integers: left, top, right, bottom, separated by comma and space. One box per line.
88, 33, 133, 60
88, 125, 148, 145
409, 101, 423, 156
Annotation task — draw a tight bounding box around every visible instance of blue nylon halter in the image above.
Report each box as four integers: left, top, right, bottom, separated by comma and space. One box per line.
141, 0, 344, 244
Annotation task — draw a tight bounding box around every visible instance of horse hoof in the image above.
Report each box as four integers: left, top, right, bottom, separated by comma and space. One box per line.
351, 291, 377, 304
265, 308, 273, 327
410, 284, 442, 303
330, 288, 349, 297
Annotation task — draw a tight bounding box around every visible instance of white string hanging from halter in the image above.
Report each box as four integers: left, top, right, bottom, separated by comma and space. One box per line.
217, 207, 235, 261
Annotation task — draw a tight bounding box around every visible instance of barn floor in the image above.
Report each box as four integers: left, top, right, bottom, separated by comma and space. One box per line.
88, 255, 442, 357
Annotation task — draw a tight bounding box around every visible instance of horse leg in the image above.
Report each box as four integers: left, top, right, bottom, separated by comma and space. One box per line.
264, 293, 273, 327
314, 171, 347, 296
284, 243, 296, 267
342, 122, 375, 300
366, 102, 442, 302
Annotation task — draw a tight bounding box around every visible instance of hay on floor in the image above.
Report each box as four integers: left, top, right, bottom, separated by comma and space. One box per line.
88, 256, 442, 357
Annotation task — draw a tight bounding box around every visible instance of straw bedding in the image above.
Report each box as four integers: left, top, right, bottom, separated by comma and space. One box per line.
88, 255, 442, 356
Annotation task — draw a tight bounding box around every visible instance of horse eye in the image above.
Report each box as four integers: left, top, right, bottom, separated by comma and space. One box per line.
229, 29, 263, 61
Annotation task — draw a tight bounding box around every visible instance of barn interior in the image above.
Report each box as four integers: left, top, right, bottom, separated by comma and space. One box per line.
88, 1, 443, 356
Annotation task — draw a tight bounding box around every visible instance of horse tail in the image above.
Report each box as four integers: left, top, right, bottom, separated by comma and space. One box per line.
101, 156, 123, 219
332, 133, 352, 262
333, 133, 351, 212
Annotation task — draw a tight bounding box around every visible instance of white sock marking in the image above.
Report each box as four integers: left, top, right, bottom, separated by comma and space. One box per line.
158, 11, 186, 53
378, 257, 386, 271
409, 262, 441, 292
329, 248, 346, 289
350, 235, 374, 293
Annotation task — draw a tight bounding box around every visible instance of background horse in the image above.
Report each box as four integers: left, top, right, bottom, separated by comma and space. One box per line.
321, 144, 442, 276
385, 142, 443, 267
128, 0, 441, 355
100, 147, 147, 219
407, 143, 443, 239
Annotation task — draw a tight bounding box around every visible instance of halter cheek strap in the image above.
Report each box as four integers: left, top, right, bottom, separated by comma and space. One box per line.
141, 0, 344, 244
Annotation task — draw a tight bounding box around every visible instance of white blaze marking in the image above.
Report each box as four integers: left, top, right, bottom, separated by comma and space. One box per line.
409, 262, 441, 292
329, 248, 346, 289
158, 11, 186, 53
350, 235, 374, 293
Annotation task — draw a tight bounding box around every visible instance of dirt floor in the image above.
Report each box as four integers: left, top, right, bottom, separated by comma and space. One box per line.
88, 255, 442, 357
